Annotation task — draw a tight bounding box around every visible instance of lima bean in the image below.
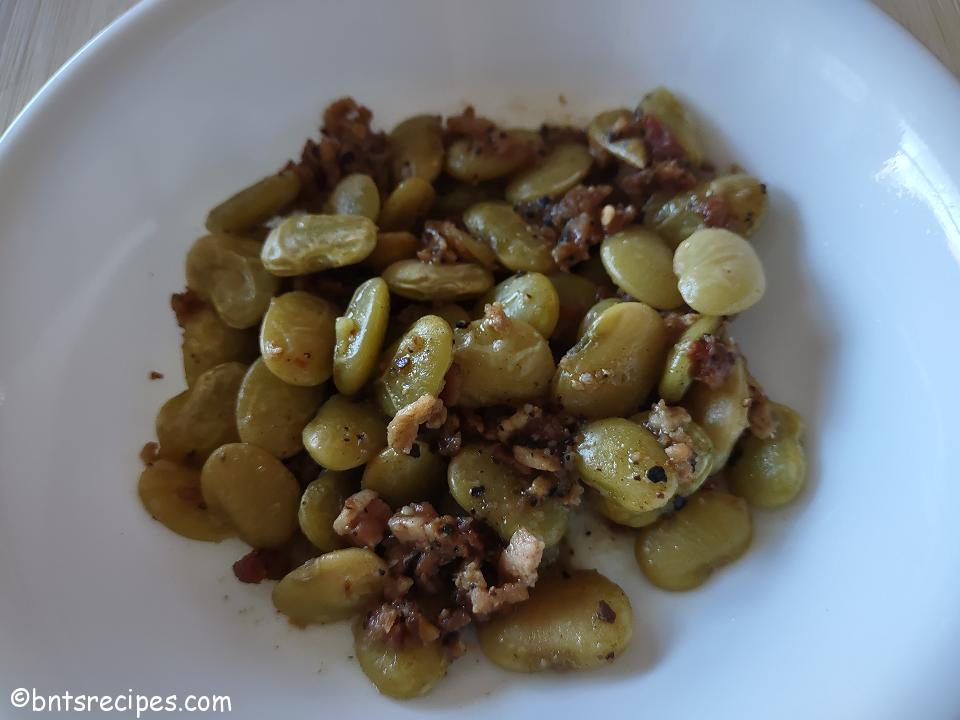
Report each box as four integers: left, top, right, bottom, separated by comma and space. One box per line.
600, 228, 683, 309
382, 260, 494, 302
684, 355, 751, 468
575, 418, 678, 515
260, 291, 338, 387
657, 315, 723, 403
463, 202, 556, 273
353, 619, 448, 699
673, 228, 766, 314
361, 445, 447, 509
205, 171, 300, 234
299, 472, 356, 551
186, 234, 280, 329
548, 272, 598, 345
334, 278, 391, 395
379, 178, 436, 232
200, 442, 300, 548
576, 298, 621, 340
553, 302, 667, 418
331, 173, 380, 221
639, 87, 703, 164
302, 394, 388, 470
138, 460, 232, 542
444, 132, 536, 183
236, 358, 326, 458
636, 490, 752, 591
729, 402, 806, 507
586, 109, 649, 169
272, 548, 386, 625
363, 231, 420, 273
454, 311, 555, 407
477, 570, 633, 671
475, 272, 560, 338
390, 114, 444, 183
505, 143, 593, 203
448, 443, 568, 547
261, 214, 377, 276
180, 305, 258, 386
156, 362, 245, 465
375, 315, 454, 416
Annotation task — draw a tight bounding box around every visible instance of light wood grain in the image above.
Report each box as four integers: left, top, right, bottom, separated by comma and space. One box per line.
1, 0, 959, 136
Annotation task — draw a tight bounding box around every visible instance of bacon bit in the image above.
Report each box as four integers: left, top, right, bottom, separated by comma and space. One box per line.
596, 600, 617, 623
482, 302, 510, 333
639, 114, 686, 161
454, 560, 531, 617
387, 394, 448, 454
139, 441, 160, 466
512, 445, 562, 472
149, 371, 164, 380
445, 106, 498, 141
644, 400, 697, 488
498, 527, 544, 587
170, 289, 205, 327
693, 194, 731, 229
363, 600, 442, 648
418, 220, 495, 268
436, 413, 463, 457
333, 490, 393, 548
689, 334, 738, 389
232, 548, 291, 584
616, 160, 699, 206
491, 443, 537, 477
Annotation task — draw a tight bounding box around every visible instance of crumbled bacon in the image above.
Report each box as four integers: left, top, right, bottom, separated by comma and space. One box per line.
454, 560, 531, 618
140, 441, 160, 466
517, 184, 635, 270
387, 394, 448, 454
445, 106, 498, 141
439, 363, 462, 408
418, 220, 494, 267
283, 97, 390, 210
616, 160, 699, 206
482, 302, 510, 333
170, 289, 205, 326
689, 333, 738, 389
333, 490, 393, 548
639, 114, 686, 161
512, 445, 562, 473
436, 413, 462, 457
644, 401, 697, 488
363, 600, 441, 648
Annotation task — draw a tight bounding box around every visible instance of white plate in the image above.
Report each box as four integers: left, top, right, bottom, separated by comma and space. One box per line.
2, 0, 959, 717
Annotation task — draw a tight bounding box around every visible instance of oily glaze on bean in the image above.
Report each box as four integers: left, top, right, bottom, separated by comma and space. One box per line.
361, 444, 447, 509
186, 234, 280, 329
331, 173, 381, 221
302, 394, 388, 470
200, 442, 300, 548
138, 460, 232, 541
375, 315, 454, 416
448, 443, 568, 547
156, 362, 246, 465
600, 227, 683, 309
381, 260, 494, 302
205, 171, 300, 234
658, 315, 723, 403
236, 359, 326, 458
260, 291, 338, 387
379, 178, 436, 232
261, 214, 377, 275
463, 202, 556, 273
553, 302, 667, 418
272, 548, 387, 625
729, 403, 806, 507
575, 418, 678, 515
299, 472, 355, 551
477, 570, 633, 671
684, 354, 751, 467
505, 143, 593, 203
180, 305, 258, 386
390, 115, 444, 183
353, 619, 449, 699
636, 490, 752, 591
475, 272, 560, 339
453, 313, 555, 407
334, 278, 391, 395
674, 228, 766, 315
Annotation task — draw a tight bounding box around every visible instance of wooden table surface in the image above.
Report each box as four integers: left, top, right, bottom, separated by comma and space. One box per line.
1, 0, 959, 135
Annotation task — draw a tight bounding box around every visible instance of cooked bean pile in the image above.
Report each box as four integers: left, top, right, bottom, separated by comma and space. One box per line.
138, 91, 806, 698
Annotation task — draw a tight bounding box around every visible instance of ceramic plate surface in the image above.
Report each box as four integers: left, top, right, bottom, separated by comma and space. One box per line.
1, 1, 959, 718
